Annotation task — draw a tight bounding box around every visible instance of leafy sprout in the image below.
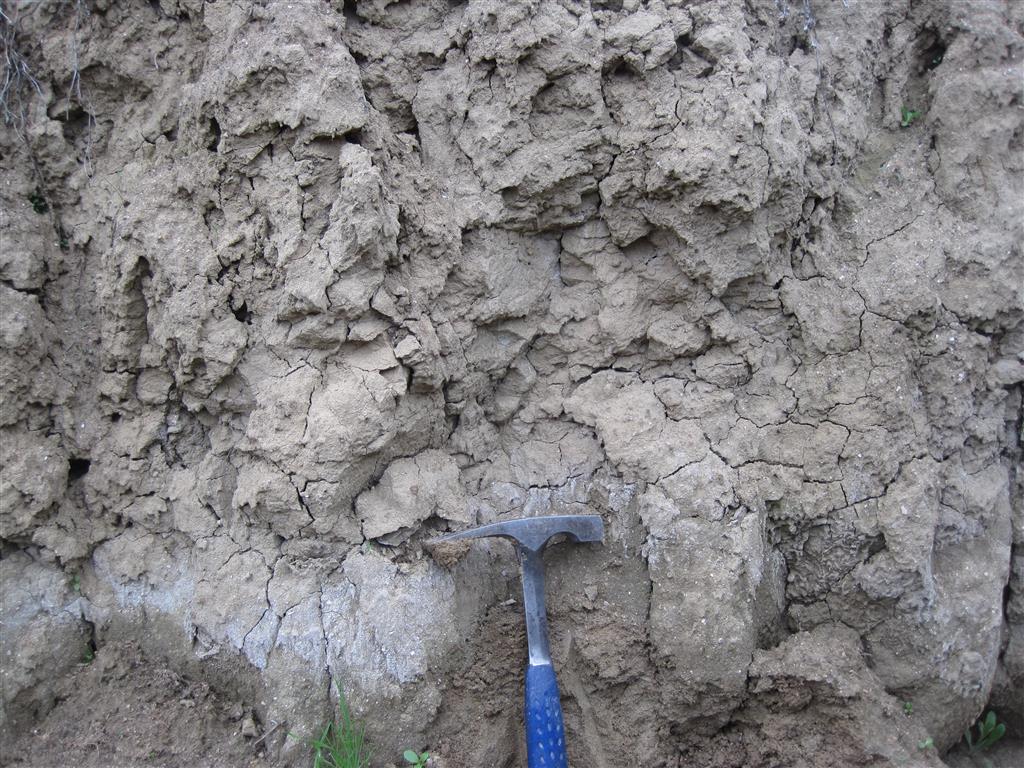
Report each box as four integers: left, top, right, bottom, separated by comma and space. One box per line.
900, 106, 922, 128
964, 710, 1006, 753
27, 190, 48, 214
403, 750, 430, 767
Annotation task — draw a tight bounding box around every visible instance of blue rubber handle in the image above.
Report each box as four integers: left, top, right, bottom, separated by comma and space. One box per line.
525, 662, 568, 768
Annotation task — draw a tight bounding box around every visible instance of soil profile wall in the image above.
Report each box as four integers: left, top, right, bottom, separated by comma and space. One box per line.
1, 1, 1022, 766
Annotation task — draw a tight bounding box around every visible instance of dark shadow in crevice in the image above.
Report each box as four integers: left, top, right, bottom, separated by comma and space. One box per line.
206, 116, 221, 152
232, 301, 252, 325
68, 457, 91, 481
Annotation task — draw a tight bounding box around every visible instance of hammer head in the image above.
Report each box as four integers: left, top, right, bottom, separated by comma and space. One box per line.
433, 514, 603, 553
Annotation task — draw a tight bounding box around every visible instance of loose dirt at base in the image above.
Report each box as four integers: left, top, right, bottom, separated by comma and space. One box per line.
2, 642, 267, 768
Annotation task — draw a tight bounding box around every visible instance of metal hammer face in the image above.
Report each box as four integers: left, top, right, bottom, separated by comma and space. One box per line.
434, 514, 603, 663
434, 513, 603, 555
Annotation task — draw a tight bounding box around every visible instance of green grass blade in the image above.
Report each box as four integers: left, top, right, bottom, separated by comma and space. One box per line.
300, 682, 373, 768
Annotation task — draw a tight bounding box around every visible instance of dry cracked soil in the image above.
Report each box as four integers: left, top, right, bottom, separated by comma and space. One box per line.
0, 0, 1022, 767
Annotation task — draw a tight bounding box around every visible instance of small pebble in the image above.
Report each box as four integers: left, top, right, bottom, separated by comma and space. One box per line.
240, 714, 259, 739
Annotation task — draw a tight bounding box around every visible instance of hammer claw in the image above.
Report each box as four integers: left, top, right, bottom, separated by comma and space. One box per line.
430, 514, 603, 552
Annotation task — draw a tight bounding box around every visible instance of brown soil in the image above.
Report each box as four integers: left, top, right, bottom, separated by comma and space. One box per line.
1, 642, 269, 768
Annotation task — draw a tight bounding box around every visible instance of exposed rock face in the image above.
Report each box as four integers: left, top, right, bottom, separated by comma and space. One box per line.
1, 0, 1021, 765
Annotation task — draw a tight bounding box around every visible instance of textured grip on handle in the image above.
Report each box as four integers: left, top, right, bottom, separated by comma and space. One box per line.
525, 662, 568, 768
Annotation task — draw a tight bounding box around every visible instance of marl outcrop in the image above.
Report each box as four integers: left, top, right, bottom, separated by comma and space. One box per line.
1, 1, 1021, 765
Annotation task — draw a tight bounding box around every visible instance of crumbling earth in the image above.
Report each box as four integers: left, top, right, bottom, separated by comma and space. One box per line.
1, 0, 1021, 766
1, 640, 267, 768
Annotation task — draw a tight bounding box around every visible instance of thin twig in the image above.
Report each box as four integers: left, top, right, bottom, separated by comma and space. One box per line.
253, 719, 283, 749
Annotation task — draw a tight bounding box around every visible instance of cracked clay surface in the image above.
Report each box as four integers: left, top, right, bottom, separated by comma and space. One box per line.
1, 1, 1022, 766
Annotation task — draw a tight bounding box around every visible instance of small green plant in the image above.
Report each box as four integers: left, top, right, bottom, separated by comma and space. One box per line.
917, 737, 934, 750
964, 710, 1006, 753
902, 701, 913, 716
291, 685, 371, 768
81, 645, 94, 663
403, 750, 430, 767
27, 190, 48, 214
900, 106, 922, 128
